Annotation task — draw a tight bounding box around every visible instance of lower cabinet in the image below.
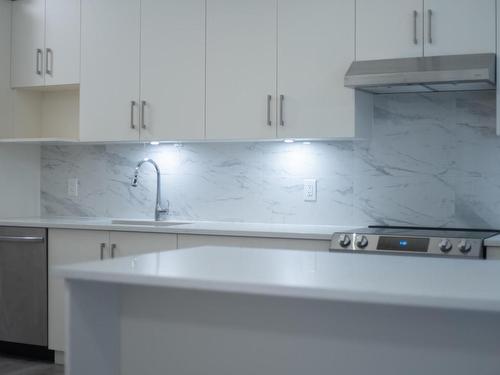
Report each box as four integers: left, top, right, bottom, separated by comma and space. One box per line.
48, 229, 177, 355
48, 229, 109, 354
48, 229, 327, 358
177, 234, 330, 252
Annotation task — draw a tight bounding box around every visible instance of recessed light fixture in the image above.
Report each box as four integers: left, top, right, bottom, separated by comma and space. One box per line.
284, 139, 295, 143
150, 141, 160, 146
302, 141, 311, 145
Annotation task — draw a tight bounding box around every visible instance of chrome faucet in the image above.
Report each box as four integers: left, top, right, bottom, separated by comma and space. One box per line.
131, 158, 169, 221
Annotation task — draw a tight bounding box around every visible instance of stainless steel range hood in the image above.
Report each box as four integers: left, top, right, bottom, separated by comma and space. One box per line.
344, 53, 496, 94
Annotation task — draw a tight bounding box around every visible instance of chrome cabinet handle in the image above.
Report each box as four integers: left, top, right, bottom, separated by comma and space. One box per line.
427, 9, 433, 44
413, 11, 418, 45
100, 243, 106, 260
266, 95, 272, 126
130, 101, 137, 129
111, 243, 117, 258
45, 48, 53, 75
141, 100, 147, 129
279, 95, 285, 126
36, 49, 43, 76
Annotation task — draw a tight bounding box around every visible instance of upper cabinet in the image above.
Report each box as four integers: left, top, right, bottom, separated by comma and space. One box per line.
356, 0, 496, 61
423, 0, 496, 56
80, 0, 141, 142
140, 0, 205, 142
80, 0, 205, 142
11, 0, 45, 87
277, 0, 361, 138
11, 0, 80, 88
206, 0, 277, 140
0, 0, 13, 138
356, 0, 423, 61
206, 0, 369, 140
44, 0, 81, 86
8, 0, 497, 141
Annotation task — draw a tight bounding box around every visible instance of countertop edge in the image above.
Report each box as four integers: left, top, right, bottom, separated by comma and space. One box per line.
0, 218, 353, 241
55, 267, 500, 314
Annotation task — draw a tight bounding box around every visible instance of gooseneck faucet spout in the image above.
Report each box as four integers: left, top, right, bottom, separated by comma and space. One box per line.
131, 158, 169, 221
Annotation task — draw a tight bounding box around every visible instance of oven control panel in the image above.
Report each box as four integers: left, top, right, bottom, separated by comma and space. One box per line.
330, 232, 484, 258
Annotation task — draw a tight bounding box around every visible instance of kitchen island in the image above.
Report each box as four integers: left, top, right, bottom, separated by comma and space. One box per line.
56, 246, 500, 375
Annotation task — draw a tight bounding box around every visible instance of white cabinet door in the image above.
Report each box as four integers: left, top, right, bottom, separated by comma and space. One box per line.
48, 229, 109, 353
206, 0, 277, 140
0, 0, 12, 137
44, 0, 80, 86
11, 0, 46, 88
140, 0, 205, 141
177, 234, 330, 252
356, 0, 423, 61
80, 0, 140, 142
423, 0, 496, 56
109, 231, 177, 258
277, 0, 356, 139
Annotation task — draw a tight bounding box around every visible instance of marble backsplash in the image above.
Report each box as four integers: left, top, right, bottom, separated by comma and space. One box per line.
42, 91, 500, 228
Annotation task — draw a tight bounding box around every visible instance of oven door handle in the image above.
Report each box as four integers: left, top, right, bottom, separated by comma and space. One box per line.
0, 236, 45, 243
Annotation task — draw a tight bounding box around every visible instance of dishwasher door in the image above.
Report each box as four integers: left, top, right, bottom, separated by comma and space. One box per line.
0, 227, 47, 346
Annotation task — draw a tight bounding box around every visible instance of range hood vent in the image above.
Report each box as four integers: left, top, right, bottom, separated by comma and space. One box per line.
344, 53, 496, 94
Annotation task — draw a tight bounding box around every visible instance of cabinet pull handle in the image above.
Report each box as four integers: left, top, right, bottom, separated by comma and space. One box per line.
100, 243, 106, 260
427, 9, 433, 44
111, 243, 117, 258
266, 95, 272, 126
45, 48, 53, 75
141, 100, 147, 129
130, 101, 137, 129
36, 49, 43, 76
413, 11, 418, 45
279, 95, 285, 126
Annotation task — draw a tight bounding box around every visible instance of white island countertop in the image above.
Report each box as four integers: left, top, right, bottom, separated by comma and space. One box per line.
56, 246, 500, 313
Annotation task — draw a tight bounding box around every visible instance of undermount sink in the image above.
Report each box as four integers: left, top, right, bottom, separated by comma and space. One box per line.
111, 219, 190, 227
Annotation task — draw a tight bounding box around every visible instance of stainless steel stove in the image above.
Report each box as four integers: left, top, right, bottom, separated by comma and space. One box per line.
330, 226, 499, 259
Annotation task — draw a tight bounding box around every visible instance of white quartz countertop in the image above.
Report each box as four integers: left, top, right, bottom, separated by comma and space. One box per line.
0, 217, 353, 240
55, 246, 500, 313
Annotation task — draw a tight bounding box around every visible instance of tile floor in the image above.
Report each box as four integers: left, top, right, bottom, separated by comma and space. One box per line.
0, 356, 63, 375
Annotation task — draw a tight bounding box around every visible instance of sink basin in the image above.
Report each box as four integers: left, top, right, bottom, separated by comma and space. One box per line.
111, 219, 190, 227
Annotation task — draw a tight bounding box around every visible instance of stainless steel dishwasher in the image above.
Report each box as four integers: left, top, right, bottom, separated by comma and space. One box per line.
0, 227, 47, 346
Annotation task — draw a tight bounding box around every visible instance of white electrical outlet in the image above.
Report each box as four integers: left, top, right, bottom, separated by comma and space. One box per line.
67, 178, 79, 197
303, 179, 317, 202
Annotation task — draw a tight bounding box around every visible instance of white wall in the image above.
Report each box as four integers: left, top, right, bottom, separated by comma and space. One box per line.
0, 144, 41, 218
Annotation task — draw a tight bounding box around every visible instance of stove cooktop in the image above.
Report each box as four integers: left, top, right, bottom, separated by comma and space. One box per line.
329, 226, 498, 259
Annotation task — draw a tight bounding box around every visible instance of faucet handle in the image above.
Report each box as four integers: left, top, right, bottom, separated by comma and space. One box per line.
156, 200, 170, 220
162, 200, 170, 214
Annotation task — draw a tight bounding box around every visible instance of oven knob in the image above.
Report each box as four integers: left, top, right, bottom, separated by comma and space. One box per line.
338, 234, 351, 248
356, 235, 369, 249
439, 239, 453, 253
458, 240, 472, 254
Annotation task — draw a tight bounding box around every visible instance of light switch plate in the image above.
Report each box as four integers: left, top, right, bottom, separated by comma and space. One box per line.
304, 179, 317, 202
68, 178, 79, 197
